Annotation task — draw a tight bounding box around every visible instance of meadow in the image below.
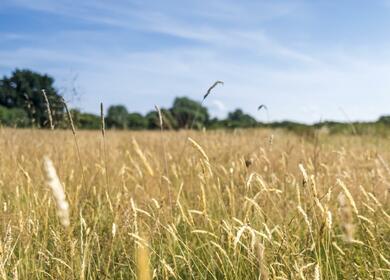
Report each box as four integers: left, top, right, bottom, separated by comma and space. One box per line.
0, 127, 390, 279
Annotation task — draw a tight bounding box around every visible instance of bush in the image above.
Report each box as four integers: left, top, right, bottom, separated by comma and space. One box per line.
0, 105, 29, 127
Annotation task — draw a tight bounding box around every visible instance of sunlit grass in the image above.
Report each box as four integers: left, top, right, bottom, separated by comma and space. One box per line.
0, 128, 389, 279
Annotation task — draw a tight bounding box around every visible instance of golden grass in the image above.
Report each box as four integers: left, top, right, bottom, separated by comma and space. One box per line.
0, 128, 390, 279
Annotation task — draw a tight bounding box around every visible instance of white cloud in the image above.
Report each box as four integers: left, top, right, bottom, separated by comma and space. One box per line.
2, 0, 390, 123
211, 100, 227, 111
209, 99, 227, 118
2, 39, 390, 123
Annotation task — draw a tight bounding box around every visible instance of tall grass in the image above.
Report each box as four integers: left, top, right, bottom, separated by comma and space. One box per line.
0, 128, 389, 279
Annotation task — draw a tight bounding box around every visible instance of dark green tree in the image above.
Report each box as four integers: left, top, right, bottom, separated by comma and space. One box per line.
0, 105, 29, 127
127, 113, 147, 129
0, 69, 64, 127
171, 97, 209, 129
146, 109, 177, 130
106, 105, 128, 129
227, 109, 257, 128
161, 109, 178, 130
378, 116, 390, 124
207, 117, 225, 129
70, 109, 101, 129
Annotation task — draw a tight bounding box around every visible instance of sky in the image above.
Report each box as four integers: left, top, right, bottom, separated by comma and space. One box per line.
1, 0, 390, 123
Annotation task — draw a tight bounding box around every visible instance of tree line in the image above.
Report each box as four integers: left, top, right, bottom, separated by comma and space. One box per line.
0, 69, 259, 130
1, 69, 390, 135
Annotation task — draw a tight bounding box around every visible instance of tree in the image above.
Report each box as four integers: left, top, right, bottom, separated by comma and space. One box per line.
160, 109, 178, 130
0, 69, 64, 127
378, 116, 390, 124
106, 105, 128, 129
146, 109, 178, 130
207, 117, 225, 129
171, 97, 209, 129
127, 113, 147, 129
227, 109, 257, 128
0, 105, 29, 127
70, 109, 101, 129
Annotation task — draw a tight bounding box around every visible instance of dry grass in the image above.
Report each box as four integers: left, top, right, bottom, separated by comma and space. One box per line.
0, 128, 390, 279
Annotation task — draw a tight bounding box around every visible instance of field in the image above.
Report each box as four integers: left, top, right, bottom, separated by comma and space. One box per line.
0, 128, 390, 279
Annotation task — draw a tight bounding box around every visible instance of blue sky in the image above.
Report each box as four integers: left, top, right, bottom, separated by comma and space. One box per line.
1, 0, 390, 123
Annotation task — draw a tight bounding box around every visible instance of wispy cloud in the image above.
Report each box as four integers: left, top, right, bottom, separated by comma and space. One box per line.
209, 99, 227, 117
1, 0, 390, 122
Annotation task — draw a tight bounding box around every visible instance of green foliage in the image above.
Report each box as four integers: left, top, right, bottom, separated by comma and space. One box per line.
145, 111, 159, 129
107, 105, 128, 129
70, 109, 101, 130
226, 109, 257, 128
127, 113, 147, 130
146, 109, 178, 130
378, 115, 390, 124
0, 105, 29, 127
171, 97, 209, 129
207, 117, 224, 129
160, 109, 178, 130
0, 69, 64, 127
3, 69, 390, 134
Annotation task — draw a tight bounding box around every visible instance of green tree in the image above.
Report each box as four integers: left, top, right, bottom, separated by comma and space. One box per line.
70, 109, 101, 129
146, 109, 177, 130
106, 105, 128, 129
0, 105, 29, 127
378, 116, 390, 124
127, 113, 147, 129
171, 97, 209, 129
0, 69, 64, 127
227, 109, 257, 128
207, 117, 225, 129
160, 109, 178, 130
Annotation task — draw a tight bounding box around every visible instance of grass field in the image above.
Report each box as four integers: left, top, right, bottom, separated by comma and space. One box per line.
0, 128, 390, 279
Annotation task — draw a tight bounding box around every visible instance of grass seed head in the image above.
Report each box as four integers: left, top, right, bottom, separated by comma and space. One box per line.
43, 156, 70, 228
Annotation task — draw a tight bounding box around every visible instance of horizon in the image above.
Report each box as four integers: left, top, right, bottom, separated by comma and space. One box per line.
1, 1, 390, 124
